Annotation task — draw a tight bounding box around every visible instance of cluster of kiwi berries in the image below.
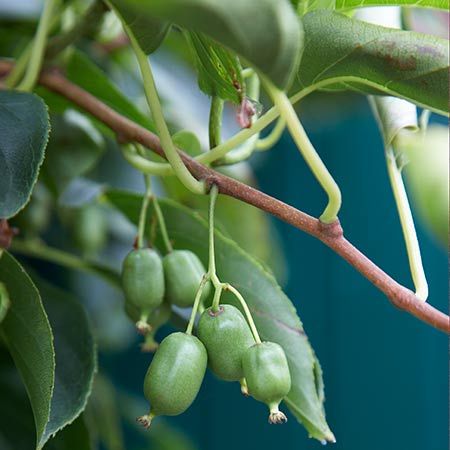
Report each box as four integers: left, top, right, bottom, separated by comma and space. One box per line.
121, 243, 292, 428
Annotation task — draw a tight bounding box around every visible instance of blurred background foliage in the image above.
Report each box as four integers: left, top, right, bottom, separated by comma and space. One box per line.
0, 1, 448, 450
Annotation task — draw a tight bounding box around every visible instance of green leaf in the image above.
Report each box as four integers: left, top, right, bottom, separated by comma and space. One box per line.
107, 1, 170, 54
0, 251, 55, 448
34, 276, 96, 449
38, 50, 154, 132
44, 415, 92, 450
172, 130, 202, 156
105, 190, 334, 442
0, 91, 50, 218
0, 349, 36, 450
85, 375, 125, 450
0, 282, 10, 323
296, 0, 335, 16
0, 252, 97, 449
187, 32, 244, 104
42, 111, 105, 195
335, 0, 448, 10
296, 0, 448, 14
294, 11, 449, 116
67, 51, 152, 129
108, 0, 303, 89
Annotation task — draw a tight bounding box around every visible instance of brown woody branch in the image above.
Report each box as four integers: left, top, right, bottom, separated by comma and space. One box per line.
0, 61, 447, 333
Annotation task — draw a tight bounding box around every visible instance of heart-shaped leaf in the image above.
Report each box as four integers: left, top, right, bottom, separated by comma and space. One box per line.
293, 11, 449, 116
106, 190, 334, 442
0, 91, 50, 218
108, 0, 303, 89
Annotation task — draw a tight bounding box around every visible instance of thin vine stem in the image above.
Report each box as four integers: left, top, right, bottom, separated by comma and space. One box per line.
10, 239, 120, 287
111, 71, 447, 175
211, 283, 223, 312
224, 283, 261, 344
385, 146, 428, 301
5, 45, 32, 88
17, 0, 59, 92
206, 184, 259, 336
124, 24, 205, 194
135, 144, 173, 253
122, 144, 173, 176
136, 175, 152, 249
186, 277, 209, 335
208, 184, 219, 279
256, 117, 286, 151
263, 77, 342, 224
123, 105, 280, 175
151, 193, 173, 254
209, 96, 224, 149
207, 184, 225, 311
45, 0, 107, 59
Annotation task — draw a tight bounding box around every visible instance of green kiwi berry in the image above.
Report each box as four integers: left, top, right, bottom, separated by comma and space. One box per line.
72, 204, 107, 255
163, 250, 210, 307
197, 304, 254, 381
138, 332, 207, 427
242, 341, 291, 424
122, 248, 164, 332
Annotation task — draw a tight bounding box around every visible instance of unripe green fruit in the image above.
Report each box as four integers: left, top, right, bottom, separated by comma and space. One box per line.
72, 204, 107, 255
242, 341, 291, 424
121, 249, 165, 327
197, 304, 254, 381
138, 332, 207, 427
163, 250, 210, 307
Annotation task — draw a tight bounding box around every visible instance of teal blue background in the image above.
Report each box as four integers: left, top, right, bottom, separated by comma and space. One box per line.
104, 96, 448, 450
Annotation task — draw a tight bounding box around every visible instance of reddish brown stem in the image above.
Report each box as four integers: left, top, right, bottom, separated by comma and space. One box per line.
0, 61, 447, 332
